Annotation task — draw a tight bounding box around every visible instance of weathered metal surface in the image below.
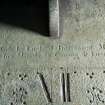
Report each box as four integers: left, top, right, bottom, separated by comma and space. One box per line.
49, 0, 63, 38
0, 0, 105, 105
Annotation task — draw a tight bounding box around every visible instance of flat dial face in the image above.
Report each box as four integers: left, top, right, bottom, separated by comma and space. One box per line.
0, 0, 105, 105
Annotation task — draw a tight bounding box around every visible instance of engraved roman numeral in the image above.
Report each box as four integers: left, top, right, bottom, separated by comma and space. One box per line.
37, 72, 52, 103
60, 73, 71, 102
37, 72, 71, 103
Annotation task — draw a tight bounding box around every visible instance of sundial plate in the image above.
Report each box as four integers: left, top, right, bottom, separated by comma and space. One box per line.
0, 0, 105, 105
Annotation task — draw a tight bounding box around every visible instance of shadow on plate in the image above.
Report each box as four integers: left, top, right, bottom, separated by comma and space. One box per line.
0, 0, 49, 36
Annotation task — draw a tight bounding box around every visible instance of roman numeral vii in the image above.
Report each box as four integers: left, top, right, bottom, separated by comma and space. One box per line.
37, 72, 71, 103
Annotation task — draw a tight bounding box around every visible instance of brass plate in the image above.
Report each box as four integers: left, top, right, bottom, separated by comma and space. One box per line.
0, 0, 105, 105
